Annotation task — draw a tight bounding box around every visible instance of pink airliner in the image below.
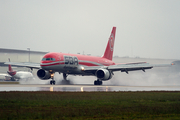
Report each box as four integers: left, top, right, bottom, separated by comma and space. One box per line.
5, 27, 171, 85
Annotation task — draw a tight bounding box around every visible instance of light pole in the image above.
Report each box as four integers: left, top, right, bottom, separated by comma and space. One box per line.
27, 48, 30, 62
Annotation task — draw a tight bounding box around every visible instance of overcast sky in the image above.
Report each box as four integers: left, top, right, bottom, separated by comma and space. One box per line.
0, 0, 180, 59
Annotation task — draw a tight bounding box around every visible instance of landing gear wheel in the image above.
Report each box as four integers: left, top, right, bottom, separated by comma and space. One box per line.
94, 81, 96, 85
53, 81, 55, 85
99, 81, 102, 85
50, 72, 56, 85
94, 80, 103, 85
50, 80, 56, 85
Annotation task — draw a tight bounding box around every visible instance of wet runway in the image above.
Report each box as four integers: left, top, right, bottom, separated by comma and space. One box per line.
0, 84, 180, 92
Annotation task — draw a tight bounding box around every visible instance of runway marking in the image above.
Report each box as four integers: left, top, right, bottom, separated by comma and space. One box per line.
1, 84, 180, 92
0, 84, 180, 88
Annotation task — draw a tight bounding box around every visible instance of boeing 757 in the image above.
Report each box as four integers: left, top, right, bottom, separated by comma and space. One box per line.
5, 27, 172, 85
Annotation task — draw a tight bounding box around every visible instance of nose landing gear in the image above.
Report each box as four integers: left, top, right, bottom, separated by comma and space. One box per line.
50, 80, 55, 85
50, 73, 56, 85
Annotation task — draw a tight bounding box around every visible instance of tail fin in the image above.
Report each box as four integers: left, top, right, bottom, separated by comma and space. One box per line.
7, 59, 16, 76
102, 27, 116, 60
8, 64, 13, 72
8, 58, 13, 72
7, 64, 16, 76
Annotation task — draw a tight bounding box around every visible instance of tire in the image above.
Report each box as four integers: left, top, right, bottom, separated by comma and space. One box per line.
99, 81, 102, 85
53, 81, 56, 85
94, 81, 97, 85
94, 80, 102, 85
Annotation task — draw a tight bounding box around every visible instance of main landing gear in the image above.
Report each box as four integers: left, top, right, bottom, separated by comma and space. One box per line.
94, 79, 103, 85
63, 73, 68, 80
61, 73, 71, 84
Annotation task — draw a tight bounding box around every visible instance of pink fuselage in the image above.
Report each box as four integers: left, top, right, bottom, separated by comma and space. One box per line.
40, 52, 115, 75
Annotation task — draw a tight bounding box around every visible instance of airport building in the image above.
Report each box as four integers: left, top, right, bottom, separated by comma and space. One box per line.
0, 48, 47, 79
0, 48, 47, 64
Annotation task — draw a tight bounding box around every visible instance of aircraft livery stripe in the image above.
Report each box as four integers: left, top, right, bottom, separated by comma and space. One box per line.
78, 60, 104, 66
41, 61, 64, 66
41, 60, 109, 67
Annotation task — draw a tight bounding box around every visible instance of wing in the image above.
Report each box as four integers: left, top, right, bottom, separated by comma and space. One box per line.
108, 63, 153, 73
4, 62, 40, 69
83, 62, 172, 74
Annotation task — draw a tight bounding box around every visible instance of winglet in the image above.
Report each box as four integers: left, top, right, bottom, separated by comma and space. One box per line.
102, 27, 116, 60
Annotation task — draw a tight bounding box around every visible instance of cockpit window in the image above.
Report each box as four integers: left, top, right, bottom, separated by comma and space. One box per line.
42, 58, 46, 61
42, 58, 56, 61
46, 58, 51, 61
51, 58, 56, 61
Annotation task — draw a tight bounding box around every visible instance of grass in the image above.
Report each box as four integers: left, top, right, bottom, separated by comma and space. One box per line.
0, 91, 180, 119
0, 81, 19, 84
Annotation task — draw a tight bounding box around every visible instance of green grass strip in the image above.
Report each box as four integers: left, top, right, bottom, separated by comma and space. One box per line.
0, 91, 180, 120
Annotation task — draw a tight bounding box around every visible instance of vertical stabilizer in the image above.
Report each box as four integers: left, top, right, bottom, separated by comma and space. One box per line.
102, 27, 116, 60
8, 65, 13, 72
7, 64, 16, 76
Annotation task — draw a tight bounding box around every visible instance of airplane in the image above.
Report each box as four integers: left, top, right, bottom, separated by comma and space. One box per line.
7, 64, 34, 81
0, 73, 13, 81
4, 27, 172, 85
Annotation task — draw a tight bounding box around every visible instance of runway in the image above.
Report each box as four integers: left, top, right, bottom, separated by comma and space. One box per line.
0, 84, 180, 92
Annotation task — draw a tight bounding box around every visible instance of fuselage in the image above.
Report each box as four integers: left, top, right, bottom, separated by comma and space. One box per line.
7, 71, 33, 79
40, 52, 115, 75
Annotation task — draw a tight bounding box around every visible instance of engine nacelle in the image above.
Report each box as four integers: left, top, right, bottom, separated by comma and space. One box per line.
37, 69, 51, 80
95, 69, 112, 81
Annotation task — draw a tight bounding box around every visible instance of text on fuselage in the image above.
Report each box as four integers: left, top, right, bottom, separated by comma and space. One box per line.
64, 56, 78, 65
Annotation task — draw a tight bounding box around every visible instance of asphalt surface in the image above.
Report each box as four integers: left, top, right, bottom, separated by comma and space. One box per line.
0, 84, 180, 92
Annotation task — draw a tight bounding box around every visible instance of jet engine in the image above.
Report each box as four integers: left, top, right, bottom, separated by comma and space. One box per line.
37, 69, 51, 80
95, 69, 112, 81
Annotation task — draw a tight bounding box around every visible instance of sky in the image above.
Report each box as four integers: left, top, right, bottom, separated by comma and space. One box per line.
0, 0, 180, 59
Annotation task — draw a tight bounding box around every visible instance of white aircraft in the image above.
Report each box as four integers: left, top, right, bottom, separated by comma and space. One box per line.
0, 73, 12, 81
7, 64, 34, 80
